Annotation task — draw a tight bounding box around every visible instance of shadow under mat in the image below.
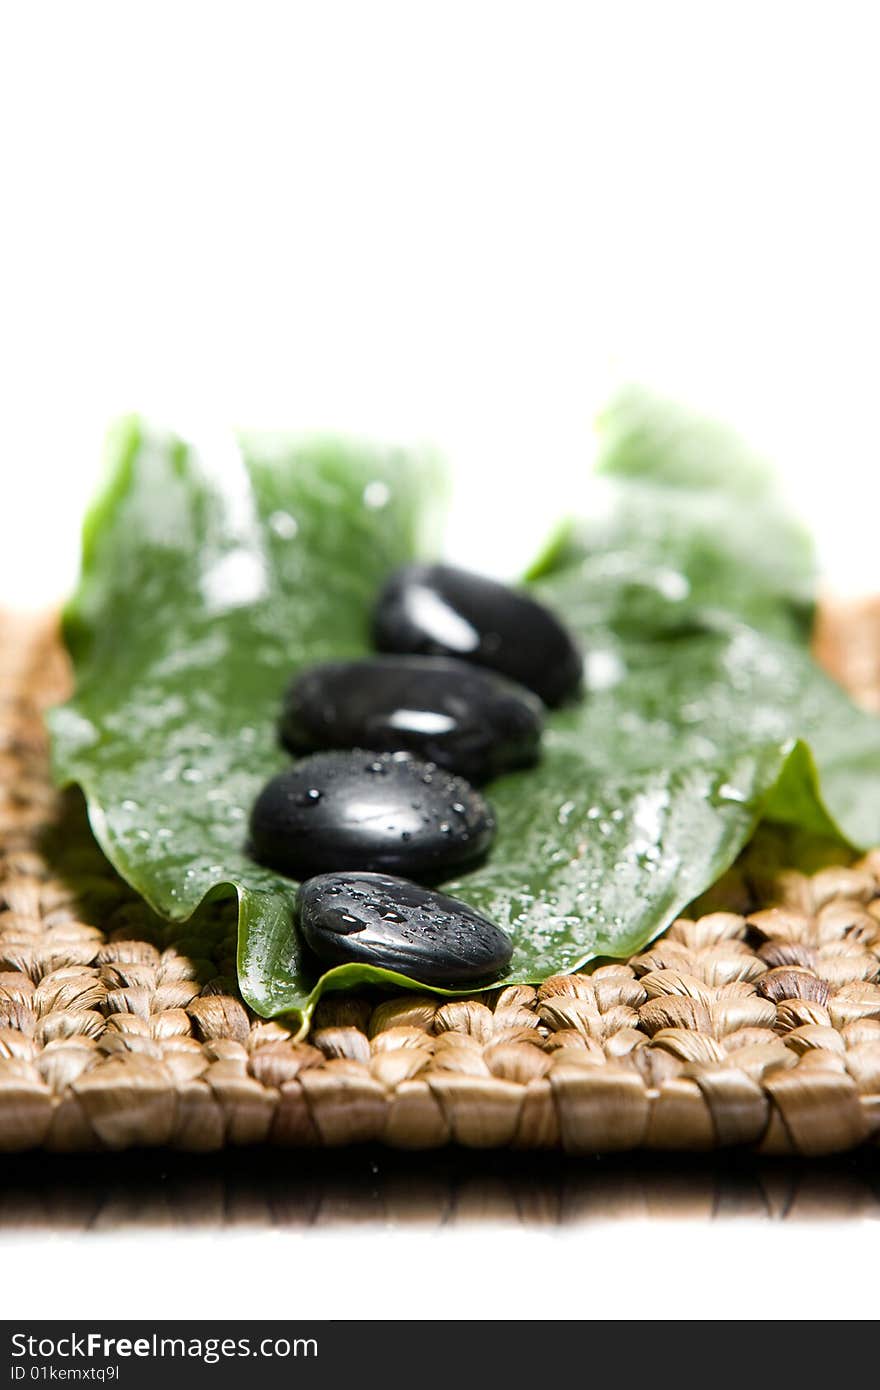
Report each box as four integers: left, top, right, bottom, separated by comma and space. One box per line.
1, 1149, 879, 1232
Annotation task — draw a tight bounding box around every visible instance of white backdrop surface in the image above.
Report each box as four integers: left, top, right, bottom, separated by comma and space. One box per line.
1, 1, 879, 607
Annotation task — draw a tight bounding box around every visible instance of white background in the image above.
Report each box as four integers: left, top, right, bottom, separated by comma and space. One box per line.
2, 0, 880, 607
2, 0, 880, 1322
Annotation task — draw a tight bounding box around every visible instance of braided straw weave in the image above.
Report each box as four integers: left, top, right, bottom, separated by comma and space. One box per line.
3, 609, 880, 1156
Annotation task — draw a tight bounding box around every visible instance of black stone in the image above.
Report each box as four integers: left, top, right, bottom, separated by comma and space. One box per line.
295, 871, 513, 984
280, 655, 543, 783
372, 562, 583, 705
249, 749, 495, 882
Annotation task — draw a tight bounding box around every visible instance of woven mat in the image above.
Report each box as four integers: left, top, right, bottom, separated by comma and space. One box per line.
3, 610, 880, 1156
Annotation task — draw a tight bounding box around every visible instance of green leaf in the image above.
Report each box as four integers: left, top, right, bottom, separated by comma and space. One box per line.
533, 387, 817, 642
50, 398, 880, 1035
50, 420, 444, 1024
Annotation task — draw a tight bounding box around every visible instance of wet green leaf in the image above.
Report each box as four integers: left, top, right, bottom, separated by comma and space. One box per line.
50, 398, 880, 1032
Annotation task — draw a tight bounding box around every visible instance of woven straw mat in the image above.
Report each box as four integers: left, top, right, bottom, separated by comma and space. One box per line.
3, 606, 880, 1156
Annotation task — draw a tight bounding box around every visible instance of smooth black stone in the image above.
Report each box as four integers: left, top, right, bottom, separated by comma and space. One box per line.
280, 655, 543, 783
295, 871, 513, 984
249, 749, 495, 882
372, 562, 583, 706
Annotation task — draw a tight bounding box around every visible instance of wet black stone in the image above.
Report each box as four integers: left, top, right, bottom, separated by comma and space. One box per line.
280, 655, 543, 783
249, 749, 496, 882
372, 562, 583, 705
295, 871, 513, 984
